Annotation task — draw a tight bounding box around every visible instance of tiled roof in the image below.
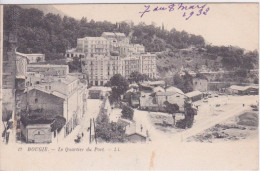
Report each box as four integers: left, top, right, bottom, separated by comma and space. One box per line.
185, 91, 202, 97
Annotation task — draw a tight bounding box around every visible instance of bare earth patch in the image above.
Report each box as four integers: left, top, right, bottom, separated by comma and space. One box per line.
187, 111, 258, 143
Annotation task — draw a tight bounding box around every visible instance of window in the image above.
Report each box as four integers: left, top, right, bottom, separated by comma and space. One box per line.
35, 98, 38, 103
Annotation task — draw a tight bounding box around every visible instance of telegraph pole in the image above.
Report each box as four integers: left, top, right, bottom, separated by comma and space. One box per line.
89, 118, 92, 144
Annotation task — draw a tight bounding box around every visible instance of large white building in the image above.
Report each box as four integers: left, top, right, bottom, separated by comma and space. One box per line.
76, 37, 110, 57
76, 32, 157, 86
20, 75, 88, 141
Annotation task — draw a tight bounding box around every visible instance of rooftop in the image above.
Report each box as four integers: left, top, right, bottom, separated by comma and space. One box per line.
26, 86, 67, 99
156, 91, 184, 96
185, 91, 203, 97
53, 75, 78, 85
229, 85, 259, 91
28, 64, 68, 68
153, 86, 165, 93
165, 86, 184, 94
102, 32, 126, 37
82, 37, 108, 41
16, 52, 44, 57
20, 115, 55, 127
117, 118, 134, 127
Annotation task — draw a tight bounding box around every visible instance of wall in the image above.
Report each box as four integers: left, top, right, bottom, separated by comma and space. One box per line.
16, 55, 27, 78
193, 79, 208, 92
27, 65, 69, 77
2, 89, 15, 111
27, 54, 45, 63
26, 124, 52, 143
167, 94, 185, 111
20, 89, 64, 116
140, 93, 158, 108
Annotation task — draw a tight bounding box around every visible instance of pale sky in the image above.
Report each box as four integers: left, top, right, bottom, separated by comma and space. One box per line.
54, 3, 259, 51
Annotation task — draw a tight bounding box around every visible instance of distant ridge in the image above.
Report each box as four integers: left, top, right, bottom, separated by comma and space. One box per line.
18, 5, 66, 17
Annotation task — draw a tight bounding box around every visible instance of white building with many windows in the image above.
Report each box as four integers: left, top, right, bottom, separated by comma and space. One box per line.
77, 32, 157, 86
76, 37, 110, 57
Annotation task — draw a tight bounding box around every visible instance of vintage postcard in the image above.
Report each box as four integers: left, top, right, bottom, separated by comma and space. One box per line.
0, 2, 259, 170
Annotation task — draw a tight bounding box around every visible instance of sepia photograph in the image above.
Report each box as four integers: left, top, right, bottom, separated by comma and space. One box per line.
0, 2, 259, 170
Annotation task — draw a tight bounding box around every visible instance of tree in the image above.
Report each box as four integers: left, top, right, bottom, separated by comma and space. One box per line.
121, 105, 134, 120
110, 74, 129, 101
182, 71, 193, 93
96, 113, 126, 142
183, 101, 197, 128
2, 108, 12, 138
129, 71, 144, 83
164, 101, 179, 126
51, 115, 66, 132
173, 72, 193, 93
68, 56, 82, 72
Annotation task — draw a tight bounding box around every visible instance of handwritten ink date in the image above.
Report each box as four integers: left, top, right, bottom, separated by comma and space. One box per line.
139, 3, 210, 20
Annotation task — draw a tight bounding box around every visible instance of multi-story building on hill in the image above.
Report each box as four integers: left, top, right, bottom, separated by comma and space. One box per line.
101, 32, 130, 56
76, 37, 110, 57
122, 56, 141, 79
140, 53, 157, 78
82, 55, 110, 86
76, 32, 157, 86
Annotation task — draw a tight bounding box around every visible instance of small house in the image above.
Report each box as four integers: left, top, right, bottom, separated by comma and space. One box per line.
125, 124, 147, 143
20, 116, 54, 143
193, 74, 208, 92
227, 85, 259, 95
185, 91, 203, 102
155, 91, 186, 111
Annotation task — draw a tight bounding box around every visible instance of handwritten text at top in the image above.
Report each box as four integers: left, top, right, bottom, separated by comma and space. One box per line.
139, 3, 210, 20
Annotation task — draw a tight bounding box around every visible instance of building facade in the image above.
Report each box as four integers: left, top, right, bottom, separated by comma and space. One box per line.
16, 52, 45, 63
122, 56, 140, 79
82, 55, 110, 86
76, 37, 110, 57
27, 64, 69, 77
193, 77, 208, 92
20, 75, 88, 140
140, 53, 157, 78
77, 32, 157, 86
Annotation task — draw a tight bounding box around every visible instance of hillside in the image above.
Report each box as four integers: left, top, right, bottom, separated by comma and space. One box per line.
3, 5, 259, 81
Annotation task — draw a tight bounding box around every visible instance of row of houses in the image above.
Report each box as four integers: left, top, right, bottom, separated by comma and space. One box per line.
2, 49, 90, 143
133, 83, 204, 112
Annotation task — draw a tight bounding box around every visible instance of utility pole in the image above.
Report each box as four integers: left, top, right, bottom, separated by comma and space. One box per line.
93, 118, 97, 144
89, 118, 92, 144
